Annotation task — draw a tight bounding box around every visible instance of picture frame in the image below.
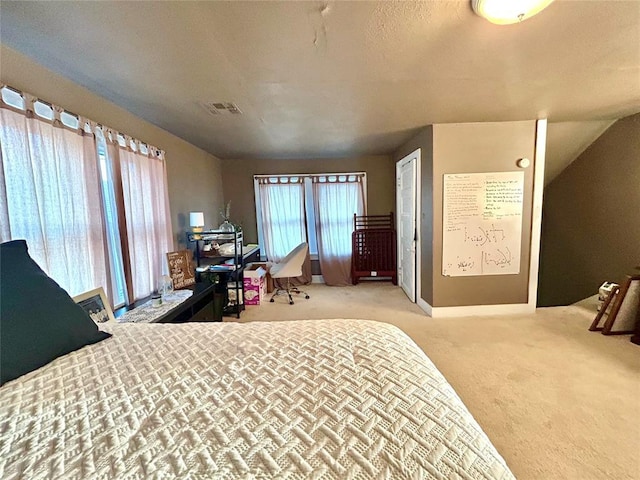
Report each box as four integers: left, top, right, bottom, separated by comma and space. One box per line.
590, 275, 640, 335
167, 250, 196, 289
73, 287, 116, 324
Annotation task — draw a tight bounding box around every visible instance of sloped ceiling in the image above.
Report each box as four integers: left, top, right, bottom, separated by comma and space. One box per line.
0, 1, 638, 171
544, 120, 615, 184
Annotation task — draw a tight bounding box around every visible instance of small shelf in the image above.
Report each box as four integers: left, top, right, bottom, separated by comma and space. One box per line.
199, 252, 231, 259
187, 229, 251, 319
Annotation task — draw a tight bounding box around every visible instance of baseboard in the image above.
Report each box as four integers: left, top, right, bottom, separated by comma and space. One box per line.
429, 303, 535, 318
417, 297, 433, 316
312, 275, 324, 284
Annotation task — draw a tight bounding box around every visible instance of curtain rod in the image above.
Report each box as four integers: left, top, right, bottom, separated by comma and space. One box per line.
1, 84, 164, 156
253, 172, 367, 178
3, 84, 80, 119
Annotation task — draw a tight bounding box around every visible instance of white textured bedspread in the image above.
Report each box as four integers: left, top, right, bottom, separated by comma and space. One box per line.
0, 319, 514, 479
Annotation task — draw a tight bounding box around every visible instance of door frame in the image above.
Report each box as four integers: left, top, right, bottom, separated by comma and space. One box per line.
396, 148, 421, 304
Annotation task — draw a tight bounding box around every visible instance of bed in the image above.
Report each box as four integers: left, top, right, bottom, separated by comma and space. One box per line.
0, 240, 513, 479
0, 319, 514, 479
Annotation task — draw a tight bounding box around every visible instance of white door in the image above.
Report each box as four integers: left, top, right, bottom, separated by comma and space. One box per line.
397, 154, 417, 302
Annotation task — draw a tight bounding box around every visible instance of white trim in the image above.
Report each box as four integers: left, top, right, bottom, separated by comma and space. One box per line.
311, 275, 325, 284
528, 119, 547, 309
430, 303, 534, 318
254, 179, 265, 257
416, 151, 421, 307
416, 297, 534, 318
362, 174, 368, 214
396, 163, 401, 294
417, 297, 433, 316
396, 148, 421, 304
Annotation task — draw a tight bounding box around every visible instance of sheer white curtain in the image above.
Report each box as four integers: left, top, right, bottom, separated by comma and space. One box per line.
313, 175, 365, 286
107, 134, 173, 301
257, 177, 307, 262
0, 97, 109, 297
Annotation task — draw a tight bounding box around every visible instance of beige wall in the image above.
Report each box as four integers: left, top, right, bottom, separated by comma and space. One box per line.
432, 121, 537, 307
539, 113, 640, 306
394, 121, 538, 309
220, 155, 395, 244
394, 127, 434, 306
0, 45, 224, 248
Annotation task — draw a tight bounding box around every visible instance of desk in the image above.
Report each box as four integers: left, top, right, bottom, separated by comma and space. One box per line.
243, 245, 261, 264
196, 246, 260, 318
114, 282, 221, 323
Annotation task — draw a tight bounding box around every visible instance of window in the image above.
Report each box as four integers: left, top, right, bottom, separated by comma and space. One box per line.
0, 92, 110, 298
312, 175, 366, 262
255, 176, 307, 261
303, 178, 319, 256
96, 132, 127, 307
1, 87, 24, 109
254, 173, 366, 262
0, 85, 172, 306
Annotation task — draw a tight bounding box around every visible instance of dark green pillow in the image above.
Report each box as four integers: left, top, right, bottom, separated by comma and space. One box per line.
0, 240, 111, 385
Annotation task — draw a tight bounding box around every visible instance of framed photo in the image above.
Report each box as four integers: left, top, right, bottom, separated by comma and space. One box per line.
167, 250, 196, 289
73, 287, 116, 324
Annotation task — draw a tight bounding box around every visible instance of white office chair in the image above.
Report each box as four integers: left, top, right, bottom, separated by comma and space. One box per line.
269, 242, 311, 305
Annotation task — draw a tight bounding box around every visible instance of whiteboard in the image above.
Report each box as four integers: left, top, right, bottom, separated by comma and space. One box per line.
442, 172, 524, 276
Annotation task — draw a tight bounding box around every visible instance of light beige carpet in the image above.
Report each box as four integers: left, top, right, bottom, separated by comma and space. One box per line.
230, 282, 640, 480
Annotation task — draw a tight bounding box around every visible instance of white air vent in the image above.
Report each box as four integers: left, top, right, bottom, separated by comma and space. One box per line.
200, 101, 242, 116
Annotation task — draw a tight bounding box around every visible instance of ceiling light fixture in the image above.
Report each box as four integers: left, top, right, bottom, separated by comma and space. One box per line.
472, 0, 555, 25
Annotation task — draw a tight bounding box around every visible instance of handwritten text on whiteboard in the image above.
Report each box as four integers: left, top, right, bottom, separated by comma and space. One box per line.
442, 172, 524, 276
